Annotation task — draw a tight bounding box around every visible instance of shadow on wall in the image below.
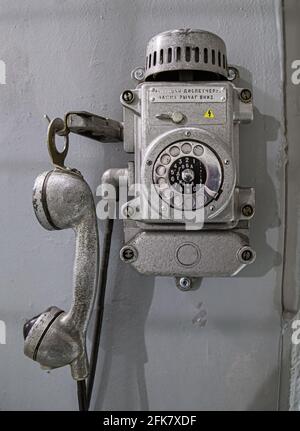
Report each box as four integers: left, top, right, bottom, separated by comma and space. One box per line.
90, 222, 155, 411
236, 66, 282, 279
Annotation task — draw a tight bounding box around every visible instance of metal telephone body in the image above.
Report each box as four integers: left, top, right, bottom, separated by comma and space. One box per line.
118, 29, 256, 283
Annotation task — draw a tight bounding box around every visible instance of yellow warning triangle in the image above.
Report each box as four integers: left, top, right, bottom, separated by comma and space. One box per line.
204, 109, 215, 119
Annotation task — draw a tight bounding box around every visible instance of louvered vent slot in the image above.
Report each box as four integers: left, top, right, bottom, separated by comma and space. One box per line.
160, 49, 164, 64
204, 48, 208, 63
212, 49, 215, 65
185, 46, 191, 62
153, 51, 157, 66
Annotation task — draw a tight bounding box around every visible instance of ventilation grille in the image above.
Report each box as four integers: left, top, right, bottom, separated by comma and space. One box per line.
146, 46, 227, 70
144, 29, 228, 80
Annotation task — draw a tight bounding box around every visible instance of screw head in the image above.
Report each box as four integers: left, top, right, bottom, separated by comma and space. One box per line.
240, 88, 252, 103
131, 67, 145, 81
123, 205, 135, 218
185, 131, 191, 137
241, 249, 253, 262
122, 90, 134, 104
178, 277, 192, 291
242, 204, 254, 217
227, 66, 239, 81
209, 205, 215, 212
237, 246, 256, 264
224, 159, 230, 165
120, 246, 137, 263
146, 159, 152, 166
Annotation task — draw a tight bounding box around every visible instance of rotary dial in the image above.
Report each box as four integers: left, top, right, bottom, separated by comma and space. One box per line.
152, 140, 223, 211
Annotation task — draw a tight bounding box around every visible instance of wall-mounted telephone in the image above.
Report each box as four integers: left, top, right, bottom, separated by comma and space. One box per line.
23, 29, 255, 410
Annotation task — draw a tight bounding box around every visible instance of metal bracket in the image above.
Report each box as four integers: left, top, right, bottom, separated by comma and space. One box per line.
45, 111, 124, 169
65, 111, 123, 143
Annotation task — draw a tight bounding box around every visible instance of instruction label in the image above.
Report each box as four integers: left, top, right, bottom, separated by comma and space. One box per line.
149, 86, 226, 103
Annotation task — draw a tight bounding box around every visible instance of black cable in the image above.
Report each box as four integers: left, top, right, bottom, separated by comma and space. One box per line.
77, 380, 88, 411
86, 218, 114, 410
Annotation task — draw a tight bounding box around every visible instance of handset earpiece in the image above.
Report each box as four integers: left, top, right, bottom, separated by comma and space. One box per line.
24, 168, 99, 380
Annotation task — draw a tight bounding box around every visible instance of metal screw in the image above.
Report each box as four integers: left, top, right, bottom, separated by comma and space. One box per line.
120, 246, 137, 263
131, 67, 145, 81
122, 90, 134, 104
209, 205, 215, 212
146, 159, 152, 166
123, 205, 135, 218
241, 249, 253, 262
185, 131, 191, 137
240, 88, 252, 103
238, 246, 256, 264
224, 159, 230, 165
242, 204, 254, 217
178, 277, 192, 291
227, 66, 239, 81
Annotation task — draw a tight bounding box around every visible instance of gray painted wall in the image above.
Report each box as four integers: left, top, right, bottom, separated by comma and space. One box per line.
0, 0, 286, 410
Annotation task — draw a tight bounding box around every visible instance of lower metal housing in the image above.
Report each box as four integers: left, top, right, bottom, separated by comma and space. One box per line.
121, 220, 255, 278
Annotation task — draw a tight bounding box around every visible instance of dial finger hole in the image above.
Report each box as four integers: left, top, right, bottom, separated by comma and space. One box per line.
162, 188, 173, 199
193, 145, 204, 156
170, 146, 180, 157
158, 177, 168, 188
156, 165, 166, 176
174, 195, 183, 206
161, 154, 171, 165
181, 142, 192, 154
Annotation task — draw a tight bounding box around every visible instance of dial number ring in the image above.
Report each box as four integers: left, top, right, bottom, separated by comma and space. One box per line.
153, 140, 223, 210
